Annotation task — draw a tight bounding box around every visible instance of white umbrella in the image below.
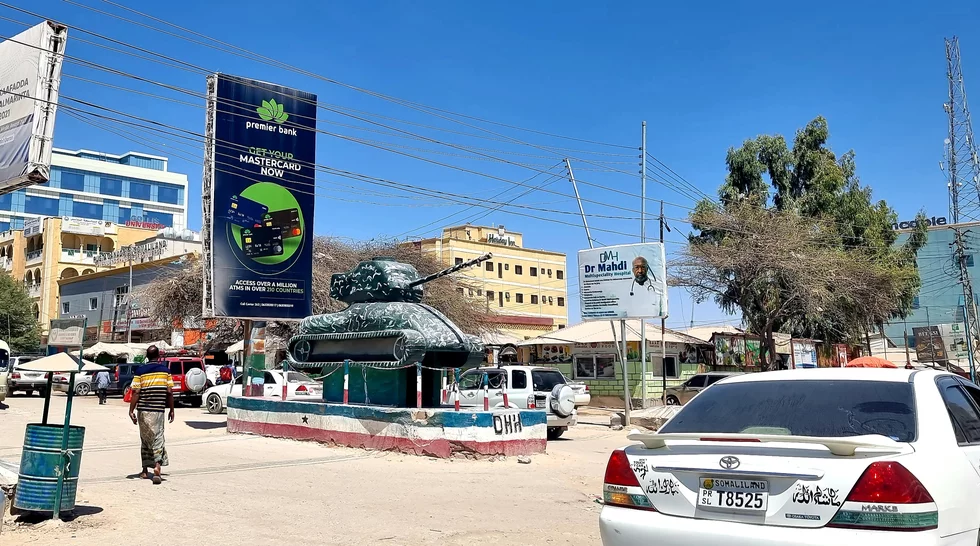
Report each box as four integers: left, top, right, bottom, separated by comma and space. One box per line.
18, 352, 108, 373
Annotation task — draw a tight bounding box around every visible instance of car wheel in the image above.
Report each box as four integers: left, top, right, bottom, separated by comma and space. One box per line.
75, 383, 91, 396
206, 393, 224, 414
665, 395, 680, 406
190, 396, 203, 408
547, 427, 565, 440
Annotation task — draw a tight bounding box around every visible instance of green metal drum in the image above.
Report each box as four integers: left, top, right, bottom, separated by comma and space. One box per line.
13, 423, 85, 513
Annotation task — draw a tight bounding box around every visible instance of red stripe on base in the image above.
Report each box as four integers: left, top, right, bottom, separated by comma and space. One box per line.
227, 419, 546, 458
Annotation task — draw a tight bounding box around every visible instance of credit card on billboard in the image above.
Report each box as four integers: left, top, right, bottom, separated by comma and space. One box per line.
241, 226, 284, 258
227, 195, 268, 227
263, 209, 302, 239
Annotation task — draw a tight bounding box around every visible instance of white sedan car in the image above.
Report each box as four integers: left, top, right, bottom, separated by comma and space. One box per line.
600, 368, 980, 546
204, 370, 321, 414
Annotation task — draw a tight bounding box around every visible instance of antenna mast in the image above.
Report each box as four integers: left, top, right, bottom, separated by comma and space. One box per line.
945, 36, 980, 381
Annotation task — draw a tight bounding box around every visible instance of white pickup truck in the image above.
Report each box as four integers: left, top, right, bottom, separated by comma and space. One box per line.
456, 365, 578, 440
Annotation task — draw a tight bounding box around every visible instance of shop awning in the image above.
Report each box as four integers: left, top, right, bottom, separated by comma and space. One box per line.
516, 320, 710, 347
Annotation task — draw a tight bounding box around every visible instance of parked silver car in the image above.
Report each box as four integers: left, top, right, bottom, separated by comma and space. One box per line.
663, 371, 742, 405
53, 371, 94, 396
7, 355, 49, 396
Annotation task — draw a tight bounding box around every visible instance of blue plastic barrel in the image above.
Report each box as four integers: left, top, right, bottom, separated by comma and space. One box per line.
13, 424, 85, 513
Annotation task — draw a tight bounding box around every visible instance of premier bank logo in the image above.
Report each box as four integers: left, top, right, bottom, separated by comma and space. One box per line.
245, 98, 298, 136
891, 216, 948, 230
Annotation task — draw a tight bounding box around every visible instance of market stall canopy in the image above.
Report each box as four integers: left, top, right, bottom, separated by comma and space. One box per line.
70, 341, 170, 359
480, 331, 523, 346
19, 352, 107, 373
225, 340, 245, 354
516, 319, 709, 347
845, 356, 898, 368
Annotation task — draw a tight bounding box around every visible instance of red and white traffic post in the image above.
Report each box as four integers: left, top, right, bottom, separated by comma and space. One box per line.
343, 360, 350, 405
416, 362, 423, 409
440, 369, 448, 404
501, 374, 509, 408
453, 368, 461, 411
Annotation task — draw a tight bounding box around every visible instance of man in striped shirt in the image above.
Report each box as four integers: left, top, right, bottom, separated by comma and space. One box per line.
128, 346, 175, 485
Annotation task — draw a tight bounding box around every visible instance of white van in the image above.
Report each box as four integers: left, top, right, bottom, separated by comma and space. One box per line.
0, 339, 9, 403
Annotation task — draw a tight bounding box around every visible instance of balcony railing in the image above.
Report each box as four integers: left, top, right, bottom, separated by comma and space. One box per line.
1, 257, 11, 271
27, 283, 40, 298
25, 249, 43, 264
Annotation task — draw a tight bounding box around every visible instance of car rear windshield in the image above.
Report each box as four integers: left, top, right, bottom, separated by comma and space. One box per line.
286, 372, 313, 383
531, 370, 565, 392
659, 379, 917, 442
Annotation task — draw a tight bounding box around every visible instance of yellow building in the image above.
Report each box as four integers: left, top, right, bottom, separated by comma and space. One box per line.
0, 216, 160, 338
413, 225, 569, 342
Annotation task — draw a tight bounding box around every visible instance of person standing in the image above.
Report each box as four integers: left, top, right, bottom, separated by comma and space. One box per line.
128, 346, 174, 485
94, 368, 110, 404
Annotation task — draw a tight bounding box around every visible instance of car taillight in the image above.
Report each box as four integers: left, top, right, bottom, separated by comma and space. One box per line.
11, 372, 20, 379
828, 461, 937, 531
584, 385, 589, 392
602, 449, 655, 511
115, 368, 120, 381
296, 385, 308, 394
526, 395, 535, 409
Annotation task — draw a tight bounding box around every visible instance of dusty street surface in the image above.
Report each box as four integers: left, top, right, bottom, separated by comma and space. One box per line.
0, 395, 627, 545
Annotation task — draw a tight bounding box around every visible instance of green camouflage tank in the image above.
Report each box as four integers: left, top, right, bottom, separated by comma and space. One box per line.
286, 254, 492, 370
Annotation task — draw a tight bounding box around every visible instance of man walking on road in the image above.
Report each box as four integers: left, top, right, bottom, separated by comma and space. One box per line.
94, 368, 110, 404
128, 346, 174, 485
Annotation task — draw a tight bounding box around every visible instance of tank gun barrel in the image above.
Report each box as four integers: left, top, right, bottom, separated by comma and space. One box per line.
408, 253, 493, 287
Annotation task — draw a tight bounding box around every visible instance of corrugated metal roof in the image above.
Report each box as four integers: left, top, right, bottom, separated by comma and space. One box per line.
516, 319, 710, 347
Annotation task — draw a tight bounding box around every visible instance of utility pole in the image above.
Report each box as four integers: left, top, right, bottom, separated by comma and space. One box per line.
945, 36, 980, 382
660, 201, 669, 403
639, 121, 648, 409
566, 158, 629, 425
125, 250, 134, 344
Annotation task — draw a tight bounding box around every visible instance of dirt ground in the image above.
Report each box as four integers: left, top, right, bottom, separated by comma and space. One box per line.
0, 394, 628, 545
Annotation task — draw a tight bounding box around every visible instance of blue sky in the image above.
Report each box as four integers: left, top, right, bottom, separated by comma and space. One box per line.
10, 0, 980, 329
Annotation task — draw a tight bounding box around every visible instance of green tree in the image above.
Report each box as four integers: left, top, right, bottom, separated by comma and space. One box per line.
0, 270, 41, 353
679, 117, 927, 368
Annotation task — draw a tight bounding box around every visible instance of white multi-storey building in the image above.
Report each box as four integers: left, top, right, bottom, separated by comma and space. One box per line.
0, 148, 189, 231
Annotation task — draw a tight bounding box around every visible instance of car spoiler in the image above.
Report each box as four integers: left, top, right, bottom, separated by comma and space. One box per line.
626, 431, 905, 456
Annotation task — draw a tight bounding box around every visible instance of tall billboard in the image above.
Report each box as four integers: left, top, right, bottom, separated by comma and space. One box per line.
578, 242, 668, 320
0, 21, 67, 194
202, 74, 316, 320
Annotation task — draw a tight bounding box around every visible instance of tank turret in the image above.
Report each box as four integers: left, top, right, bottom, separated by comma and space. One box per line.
287, 253, 492, 371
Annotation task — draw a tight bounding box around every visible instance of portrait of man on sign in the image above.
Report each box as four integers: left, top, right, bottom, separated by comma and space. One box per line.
631, 257, 661, 295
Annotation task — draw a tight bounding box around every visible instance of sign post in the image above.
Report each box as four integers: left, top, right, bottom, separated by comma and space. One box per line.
46, 317, 86, 521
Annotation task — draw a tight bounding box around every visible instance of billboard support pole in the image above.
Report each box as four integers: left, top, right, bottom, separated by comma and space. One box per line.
567, 157, 629, 422
125, 251, 134, 343
640, 121, 647, 409
660, 201, 668, 404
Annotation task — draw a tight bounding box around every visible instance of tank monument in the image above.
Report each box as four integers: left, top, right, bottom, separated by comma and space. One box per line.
226, 254, 548, 458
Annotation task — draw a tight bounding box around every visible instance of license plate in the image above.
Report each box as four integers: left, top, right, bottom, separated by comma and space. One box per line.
698, 478, 768, 512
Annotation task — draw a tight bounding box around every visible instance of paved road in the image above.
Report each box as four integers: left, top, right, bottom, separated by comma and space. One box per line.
0, 393, 625, 545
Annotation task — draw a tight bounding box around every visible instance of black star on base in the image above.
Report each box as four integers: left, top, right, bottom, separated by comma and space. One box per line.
301, 416, 309, 424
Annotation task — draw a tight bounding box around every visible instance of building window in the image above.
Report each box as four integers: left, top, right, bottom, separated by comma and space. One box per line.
25, 196, 59, 216
62, 302, 70, 314
504, 263, 509, 271
468, 289, 474, 297
575, 354, 617, 379
157, 184, 182, 205
531, 295, 539, 304
61, 172, 85, 192
515, 293, 524, 304
912, 296, 920, 309
557, 270, 564, 280
455, 258, 463, 265
530, 267, 538, 277
558, 324, 566, 329
548, 296, 554, 305
100, 177, 123, 196
485, 261, 494, 272
114, 285, 129, 307
487, 291, 494, 301
456, 287, 464, 296
655, 356, 680, 378
547, 269, 552, 277
515, 265, 523, 275
477, 289, 483, 296
498, 292, 504, 307
557, 297, 565, 307
129, 181, 151, 201
73, 201, 103, 220
968, 255, 976, 267
89, 297, 98, 310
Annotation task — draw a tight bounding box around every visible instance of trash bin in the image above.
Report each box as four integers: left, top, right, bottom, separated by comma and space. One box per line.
13, 423, 85, 513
